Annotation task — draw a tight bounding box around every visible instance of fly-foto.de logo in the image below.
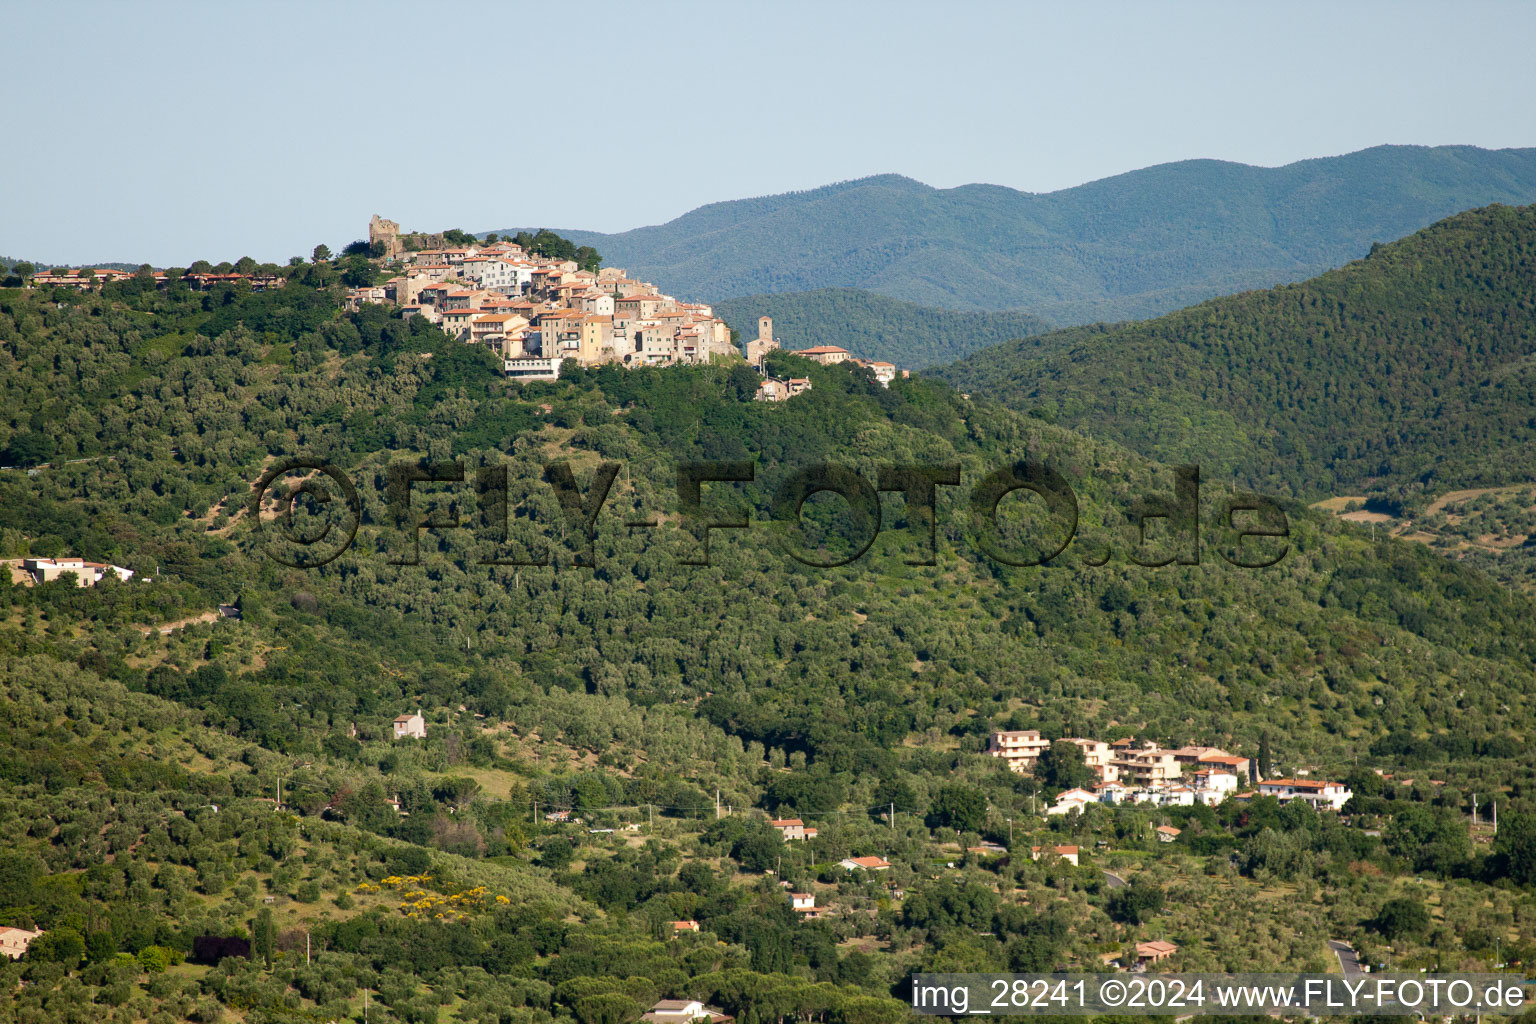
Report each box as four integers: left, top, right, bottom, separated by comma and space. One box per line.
248, 458, 1290, 571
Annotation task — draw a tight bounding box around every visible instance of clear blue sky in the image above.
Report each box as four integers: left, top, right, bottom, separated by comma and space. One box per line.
4, 0, 1534, 267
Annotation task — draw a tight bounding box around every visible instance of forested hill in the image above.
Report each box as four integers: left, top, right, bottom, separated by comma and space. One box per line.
714, 289, 1050, 368
492, 145, 1536, 319
935, 203, 1536, 504
5, 267, 1536, 796
5, 268, 1536, 1017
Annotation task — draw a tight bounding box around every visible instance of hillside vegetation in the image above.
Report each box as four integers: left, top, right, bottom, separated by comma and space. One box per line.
937, 204, 1536, 505
4, 266, 1536, 1020
496, 145, 1536, 320
714, 289, 1049, 368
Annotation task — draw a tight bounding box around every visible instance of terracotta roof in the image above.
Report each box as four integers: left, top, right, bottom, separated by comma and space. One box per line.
1138, 940, 1178, 954
1261, 778, 1336, 790
1031, 844, 1078, 855
846, 855, 889, 868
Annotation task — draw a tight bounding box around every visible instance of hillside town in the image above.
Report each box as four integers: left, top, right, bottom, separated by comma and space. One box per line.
14, 217, 911, 395
360, 215, 739, 382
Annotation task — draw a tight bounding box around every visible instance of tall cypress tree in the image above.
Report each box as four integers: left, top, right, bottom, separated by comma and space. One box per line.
253, 907, 275, 969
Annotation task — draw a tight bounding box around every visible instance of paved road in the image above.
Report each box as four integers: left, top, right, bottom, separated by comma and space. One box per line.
1328, 939, 1364, 976
1103, 870, 1128, 889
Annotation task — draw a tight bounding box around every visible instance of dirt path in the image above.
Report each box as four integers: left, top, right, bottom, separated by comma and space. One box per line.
139, 609, 221, 636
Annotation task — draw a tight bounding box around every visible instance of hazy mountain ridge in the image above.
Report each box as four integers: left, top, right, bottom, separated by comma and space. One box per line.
493, 145, 1536, 320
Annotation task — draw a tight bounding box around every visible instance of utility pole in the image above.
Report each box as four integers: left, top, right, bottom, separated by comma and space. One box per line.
305, 930, 310, 966
715, 790, 721, 819
1473, 793, 1478, 826
890, 802, 895, 831
1008, 818, 1013, 845
277, 776, 281, 811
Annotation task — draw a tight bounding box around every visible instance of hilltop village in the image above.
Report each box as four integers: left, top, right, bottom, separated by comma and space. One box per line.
362, 215, 906, 394
17, 218, 908, 400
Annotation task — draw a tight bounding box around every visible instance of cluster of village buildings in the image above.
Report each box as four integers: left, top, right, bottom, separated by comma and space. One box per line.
361, 217, 908, 394
987, 730, 1353, 813
366, 228, 740, 382
19, 219, 909, 396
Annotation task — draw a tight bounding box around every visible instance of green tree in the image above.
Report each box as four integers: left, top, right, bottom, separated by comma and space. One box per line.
541, 837, 574, 871
342, 255, 375, 287
1037, 740, 1095, 790
28, 927, 85, 968
137, 945, 182, 973
927, 783, 987, 832
253, 906, 275, 968
1105, 877, 1165, 924
311, 244, 332, 263
1373, 896, 1429, 940
733, 819, 786, 873
1493, 811, 1536, 885
2, 431, 50, 467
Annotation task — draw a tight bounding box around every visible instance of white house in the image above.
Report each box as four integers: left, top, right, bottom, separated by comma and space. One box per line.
460, 257, 535, 294
1156, 785, 1196, 807
1046, 788, 1099, 815
1094, 781, 1132, 804
1029, 845, 1080, 867
1258, 778, 1353, 811
771, 818, 816, 840
23, 557, 133, 587
838, 855, 891, 871
1192, 770, 1238, 806
642, 1000, 730, 1024
392, 709, 426, 740
504, 356, 565, 382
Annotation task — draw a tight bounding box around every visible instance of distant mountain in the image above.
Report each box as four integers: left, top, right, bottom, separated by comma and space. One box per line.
713, 288, 1049, 368
492, 145, 1536, 320
934, 204, 1536, 502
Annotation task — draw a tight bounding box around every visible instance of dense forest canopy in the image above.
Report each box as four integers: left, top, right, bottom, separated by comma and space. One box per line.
936, 204, 1536, 507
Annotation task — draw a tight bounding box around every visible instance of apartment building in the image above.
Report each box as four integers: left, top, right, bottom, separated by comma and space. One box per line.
988, 730, 1052, 773
1111, 749, 1181, 786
